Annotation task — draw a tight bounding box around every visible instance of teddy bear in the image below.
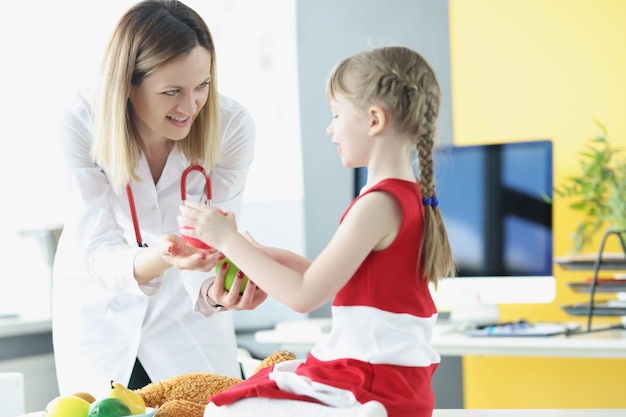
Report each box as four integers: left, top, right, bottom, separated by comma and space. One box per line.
134, 349, 297, 417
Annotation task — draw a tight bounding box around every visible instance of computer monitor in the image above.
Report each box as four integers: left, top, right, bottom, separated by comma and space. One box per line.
355, 139, 556, 323
432, 140, 556, 322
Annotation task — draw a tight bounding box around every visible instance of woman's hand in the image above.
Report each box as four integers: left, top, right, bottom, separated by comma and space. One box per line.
178, 204, 268, 310
159, 234, 222, 272
211, 259, 268, 310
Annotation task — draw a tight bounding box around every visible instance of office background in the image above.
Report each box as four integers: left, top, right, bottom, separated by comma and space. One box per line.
449, 0, 626, 408
295, 0, 626, 408
1, 0, 626, 411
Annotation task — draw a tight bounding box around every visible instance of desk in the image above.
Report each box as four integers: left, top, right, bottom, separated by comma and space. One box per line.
0, 316, 51, 339
18, 410, 626, 417
0, 316, 53, 361
255, 319, 626, 358
0, 316, 56, 412
256, 319, 626, 409
433, 411, 625, 417
431, 323, 626, 358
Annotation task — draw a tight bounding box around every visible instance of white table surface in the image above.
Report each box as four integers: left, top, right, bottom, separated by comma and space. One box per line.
430, 323, 626, 358
432, 410, 625, 417
19, 409, 626, 417
255, 319, 626, 358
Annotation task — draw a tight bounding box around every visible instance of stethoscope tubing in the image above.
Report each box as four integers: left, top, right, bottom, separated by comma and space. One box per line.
126, 164, 212, 247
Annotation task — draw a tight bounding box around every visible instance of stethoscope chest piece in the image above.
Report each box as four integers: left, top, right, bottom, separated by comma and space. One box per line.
125, 164, 212, 248
180, 164, 212, 249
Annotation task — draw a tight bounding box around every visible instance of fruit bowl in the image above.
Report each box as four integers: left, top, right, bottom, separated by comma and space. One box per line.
42, 383, 154, 417
126, 407, 156, 417
21, 410, 156, 417
27, 406, 156, 417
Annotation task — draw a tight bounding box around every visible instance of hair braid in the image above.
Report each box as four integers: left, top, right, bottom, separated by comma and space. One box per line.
326, 46, 456, 284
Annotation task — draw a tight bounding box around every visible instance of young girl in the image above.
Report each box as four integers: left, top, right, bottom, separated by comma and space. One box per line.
179, 46, 456, 417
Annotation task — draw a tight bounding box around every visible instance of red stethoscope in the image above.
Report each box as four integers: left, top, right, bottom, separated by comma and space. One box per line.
125, 164, 212, 248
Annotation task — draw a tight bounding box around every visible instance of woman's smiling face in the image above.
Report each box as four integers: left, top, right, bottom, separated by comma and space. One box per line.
128, 45, 212, 144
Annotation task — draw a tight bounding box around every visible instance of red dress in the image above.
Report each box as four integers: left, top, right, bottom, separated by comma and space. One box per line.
211, 179, 440, 417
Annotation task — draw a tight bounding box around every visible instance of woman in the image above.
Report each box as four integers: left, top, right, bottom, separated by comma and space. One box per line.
52, 0, 266, 398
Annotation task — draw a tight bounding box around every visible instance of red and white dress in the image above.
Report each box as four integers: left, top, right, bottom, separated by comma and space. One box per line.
211, 179, 440, 417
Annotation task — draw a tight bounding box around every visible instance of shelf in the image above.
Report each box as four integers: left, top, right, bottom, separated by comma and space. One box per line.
556, 253, 626, 271
568, 281, 626, 293
562, 302, 626, 317
560, 230, 626, 332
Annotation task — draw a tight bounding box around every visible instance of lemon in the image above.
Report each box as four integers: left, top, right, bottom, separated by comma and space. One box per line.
45, 395, 90, 417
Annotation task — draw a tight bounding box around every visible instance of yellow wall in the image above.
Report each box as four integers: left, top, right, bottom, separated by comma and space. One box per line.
448, 0, 626, 408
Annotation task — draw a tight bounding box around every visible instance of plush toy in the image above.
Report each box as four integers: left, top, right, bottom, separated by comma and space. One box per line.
134, 350, 297, 417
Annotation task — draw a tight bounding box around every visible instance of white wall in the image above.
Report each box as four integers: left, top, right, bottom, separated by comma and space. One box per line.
295, 0, 453, 316
197, 0, 309, 328
0, 0, 307, 327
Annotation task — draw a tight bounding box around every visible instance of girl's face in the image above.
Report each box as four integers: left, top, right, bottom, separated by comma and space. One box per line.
326, 93, 372, 168
128, 46, 212, 144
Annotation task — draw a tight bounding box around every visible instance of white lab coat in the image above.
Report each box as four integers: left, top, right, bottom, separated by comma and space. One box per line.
52, 88, 255, 398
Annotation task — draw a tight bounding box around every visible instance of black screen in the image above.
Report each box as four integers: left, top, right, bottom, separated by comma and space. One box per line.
354, 140, 554, 278
433, 140, 553, 277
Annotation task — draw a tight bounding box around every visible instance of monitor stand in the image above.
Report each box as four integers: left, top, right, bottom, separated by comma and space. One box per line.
448, 303, 500, 326
431, 281, 500, 326
430, 276, 556, 327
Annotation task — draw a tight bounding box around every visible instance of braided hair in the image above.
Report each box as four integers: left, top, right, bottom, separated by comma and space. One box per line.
326, 46, 456, 284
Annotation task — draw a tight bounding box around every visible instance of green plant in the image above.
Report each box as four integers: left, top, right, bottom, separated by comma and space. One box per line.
554, 121, 626, 253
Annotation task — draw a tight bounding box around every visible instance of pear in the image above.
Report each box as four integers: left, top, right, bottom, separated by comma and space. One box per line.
109, 381, 146, 415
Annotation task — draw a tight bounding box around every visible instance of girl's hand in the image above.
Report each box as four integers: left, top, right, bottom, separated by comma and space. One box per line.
178, 202, 237, 250
160, 234, 222, 272
211, 259, 268, 310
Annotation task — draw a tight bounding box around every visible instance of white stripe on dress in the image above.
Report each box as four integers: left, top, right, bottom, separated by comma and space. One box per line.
310, 305, 440, 366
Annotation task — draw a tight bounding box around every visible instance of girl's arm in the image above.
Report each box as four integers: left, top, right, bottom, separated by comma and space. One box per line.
180, 191, 401, 312
243, 231, 313, 274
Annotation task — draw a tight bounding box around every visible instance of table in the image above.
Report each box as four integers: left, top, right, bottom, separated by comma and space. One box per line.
255, 319, 626, 358
433, 410, 625, 417
0, 316, 51, 339
19, 409, 626, 417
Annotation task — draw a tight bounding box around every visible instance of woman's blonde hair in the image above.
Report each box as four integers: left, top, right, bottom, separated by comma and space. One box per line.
91, 0, 220, 192
326, 46, 456, 284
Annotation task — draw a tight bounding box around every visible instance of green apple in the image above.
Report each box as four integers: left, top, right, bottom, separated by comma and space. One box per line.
216, 258, 248, 294
88, 397, 131, 417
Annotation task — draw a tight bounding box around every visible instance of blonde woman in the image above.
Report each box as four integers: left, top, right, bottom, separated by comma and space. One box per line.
180, 46, 456, 417
52, 0, 266, 398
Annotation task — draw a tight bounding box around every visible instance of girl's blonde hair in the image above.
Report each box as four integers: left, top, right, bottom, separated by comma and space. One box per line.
326, 46, 456, 284
91, 0, 220, 193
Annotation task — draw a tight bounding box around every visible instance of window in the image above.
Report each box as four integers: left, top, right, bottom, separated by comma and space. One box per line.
0, 0, 302, 318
